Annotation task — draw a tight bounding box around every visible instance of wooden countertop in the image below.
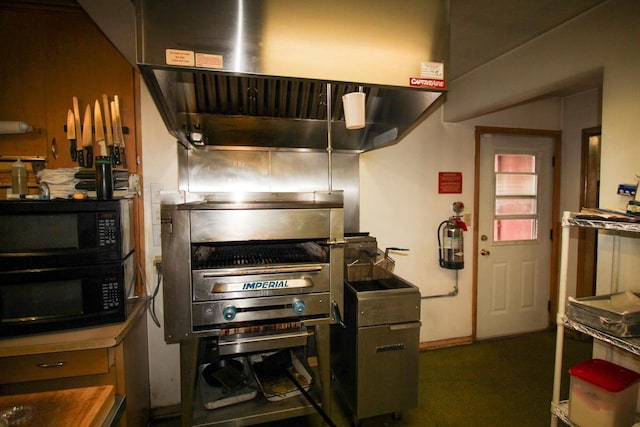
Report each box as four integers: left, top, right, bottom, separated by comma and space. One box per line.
0, 298, 148, 357
0, 385, 115, 427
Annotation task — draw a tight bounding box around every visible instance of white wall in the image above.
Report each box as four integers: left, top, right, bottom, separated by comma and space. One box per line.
360, 98, 564, 343
140, 84, 181, 408
360, 109, 474, 342
595, 0, 640, 306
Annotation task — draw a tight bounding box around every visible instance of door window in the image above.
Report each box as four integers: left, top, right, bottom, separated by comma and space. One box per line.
493, 153, 538, 242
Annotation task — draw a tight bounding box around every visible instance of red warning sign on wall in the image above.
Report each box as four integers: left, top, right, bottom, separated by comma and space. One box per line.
438, 172, 462, 194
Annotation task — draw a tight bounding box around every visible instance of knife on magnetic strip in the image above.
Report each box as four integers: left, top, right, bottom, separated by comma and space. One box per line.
114, 95, 126, 168
102, 94, 116, 164
110, 101, 122, 167
66, 109, 77, 161
82, 104, 93, 168
94, 100, 106, 157
73, 97, 84, 166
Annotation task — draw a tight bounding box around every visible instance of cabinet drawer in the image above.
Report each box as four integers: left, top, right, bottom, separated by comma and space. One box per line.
0, 349, 109, 383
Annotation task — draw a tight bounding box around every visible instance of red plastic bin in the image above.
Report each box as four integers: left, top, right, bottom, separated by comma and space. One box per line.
569, 358, 640, 427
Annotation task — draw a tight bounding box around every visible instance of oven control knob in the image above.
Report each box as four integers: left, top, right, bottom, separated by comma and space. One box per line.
292, 299, 306, 315
222, 306, 237, 321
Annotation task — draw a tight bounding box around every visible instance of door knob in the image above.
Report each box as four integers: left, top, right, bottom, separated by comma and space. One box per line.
480, 249, 490, 256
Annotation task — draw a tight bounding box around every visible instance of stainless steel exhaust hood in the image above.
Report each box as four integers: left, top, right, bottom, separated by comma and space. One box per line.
135, 0, 449, 152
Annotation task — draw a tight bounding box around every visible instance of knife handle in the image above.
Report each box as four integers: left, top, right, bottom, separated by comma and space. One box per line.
70, 140, 77, 162
113, 145, 121, 165
120, 147, 127, 169
86, 146, 93, 169
78, 149, 85, 167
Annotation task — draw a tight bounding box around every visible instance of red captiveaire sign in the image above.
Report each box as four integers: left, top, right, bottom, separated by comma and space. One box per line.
409, 77, 446, 89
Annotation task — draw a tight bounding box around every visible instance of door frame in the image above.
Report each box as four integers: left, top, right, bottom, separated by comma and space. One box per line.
576, 126, 601, 298
473, 126, 562, 339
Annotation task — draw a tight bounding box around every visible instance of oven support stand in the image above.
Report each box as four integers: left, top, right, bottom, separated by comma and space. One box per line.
177, 328, 332, 427
314, 323, 332, 420
180, 338, 200, 427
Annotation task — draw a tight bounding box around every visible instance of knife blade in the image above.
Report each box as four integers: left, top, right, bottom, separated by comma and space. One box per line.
102, 94, 115, 164
109, 101, 120, 165
94, 100, 106, 157
114, 95, 126, 168
66, 109, 77, 161
81, 103, 93, 168
73, 97, 83, 166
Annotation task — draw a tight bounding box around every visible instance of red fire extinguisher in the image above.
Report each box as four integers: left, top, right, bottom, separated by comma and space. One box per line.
438, 202, 467, 269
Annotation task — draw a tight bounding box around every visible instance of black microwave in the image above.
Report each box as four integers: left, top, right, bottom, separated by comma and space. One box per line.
0, 199, 134, 271
0, 254, 134, 337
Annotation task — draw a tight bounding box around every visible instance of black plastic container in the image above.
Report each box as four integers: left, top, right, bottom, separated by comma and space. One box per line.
95, 156, 113, 200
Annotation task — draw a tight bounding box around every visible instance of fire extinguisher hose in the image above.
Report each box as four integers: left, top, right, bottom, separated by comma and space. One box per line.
437, 220, 448, 268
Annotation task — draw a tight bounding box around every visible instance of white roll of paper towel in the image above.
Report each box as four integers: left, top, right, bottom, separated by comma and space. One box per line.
0, 121, 33, 134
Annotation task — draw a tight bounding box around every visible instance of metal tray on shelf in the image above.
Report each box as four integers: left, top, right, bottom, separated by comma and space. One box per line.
198, 357, 258, 410
567, 292, 640, 337
249, 350, 312, 402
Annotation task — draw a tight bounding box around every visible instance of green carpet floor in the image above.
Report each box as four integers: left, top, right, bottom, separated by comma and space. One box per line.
151, 330, 592, 427
394, 330, 591, 427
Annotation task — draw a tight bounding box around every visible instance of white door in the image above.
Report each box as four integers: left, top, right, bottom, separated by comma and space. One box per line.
476, 133, 554, 339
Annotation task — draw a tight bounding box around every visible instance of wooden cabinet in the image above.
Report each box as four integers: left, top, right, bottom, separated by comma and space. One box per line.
0, 3, 138, 194
0, 348, 110, 383
0, 300, 150, 427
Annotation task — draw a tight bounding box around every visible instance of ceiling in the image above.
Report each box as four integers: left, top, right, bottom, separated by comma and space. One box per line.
449, 0, 606, 80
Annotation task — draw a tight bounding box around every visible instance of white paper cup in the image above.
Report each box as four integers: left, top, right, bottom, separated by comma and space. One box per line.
342, 92, 366, 129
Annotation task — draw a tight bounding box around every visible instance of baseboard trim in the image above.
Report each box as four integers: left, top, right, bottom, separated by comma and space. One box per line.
420, 336, 473, 351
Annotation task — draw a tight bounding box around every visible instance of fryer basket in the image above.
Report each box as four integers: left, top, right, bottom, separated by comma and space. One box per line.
346, 249, 395, 282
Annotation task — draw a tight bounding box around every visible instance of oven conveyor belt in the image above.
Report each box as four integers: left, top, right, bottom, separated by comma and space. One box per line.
192, 242, 328, 269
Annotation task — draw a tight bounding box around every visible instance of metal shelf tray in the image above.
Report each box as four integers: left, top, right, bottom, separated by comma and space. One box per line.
192, 373, 321, 426
564, 214, 640, 233
564, 316, 640, 356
